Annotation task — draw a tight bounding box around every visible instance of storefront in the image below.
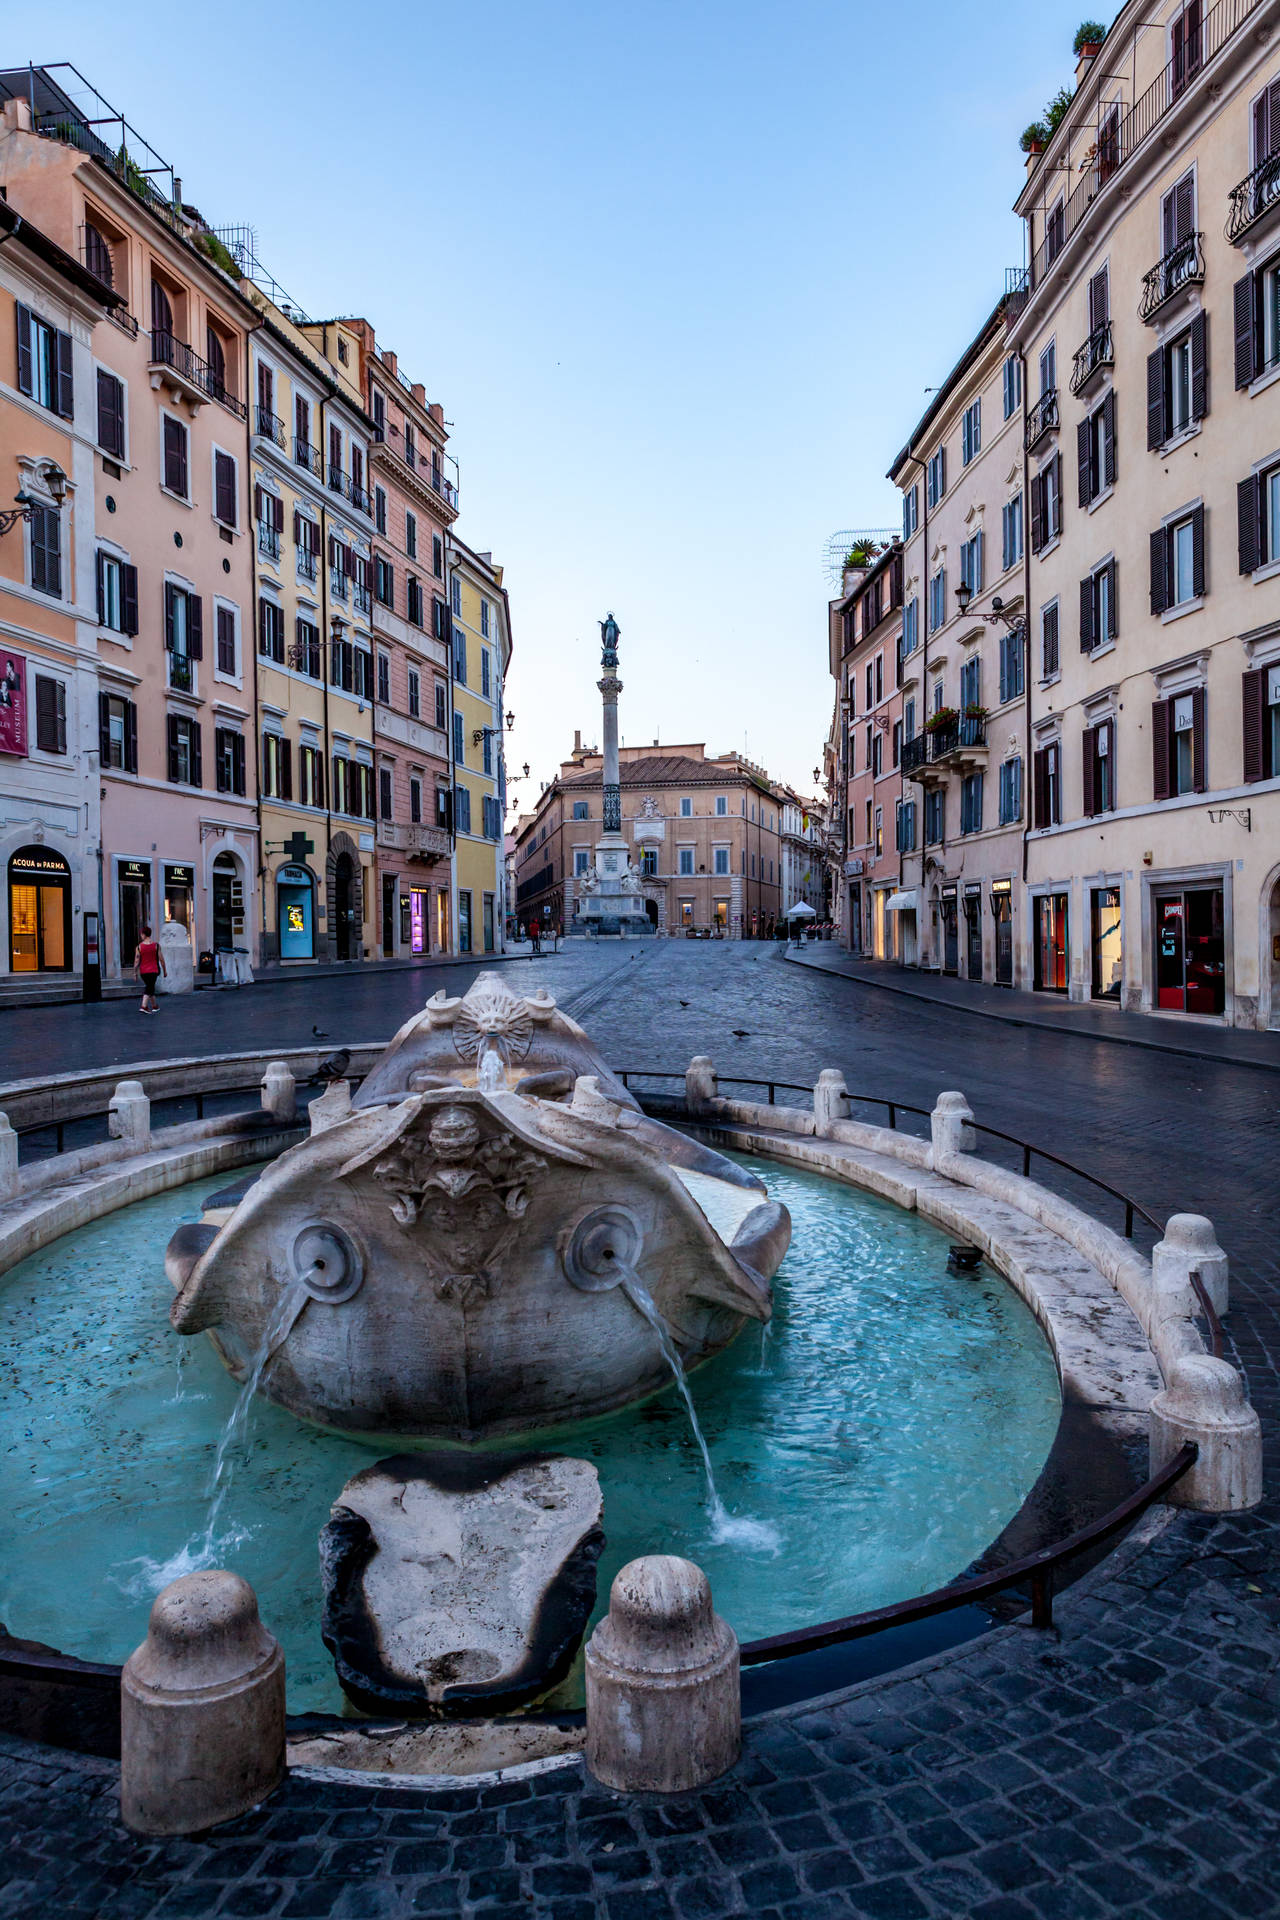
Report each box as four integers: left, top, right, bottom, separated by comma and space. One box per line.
964, 885, 982, 980
408, 886, 429, 954
1034, 892, 1069, 993
1155, 886, 1224, 1015
8, 845, 71, 973
117, 857, 153, 968
1091, 887, 1123, 1002
991, 881, 1013, 986
163, 864, 196, 952
276, 863, 316, 961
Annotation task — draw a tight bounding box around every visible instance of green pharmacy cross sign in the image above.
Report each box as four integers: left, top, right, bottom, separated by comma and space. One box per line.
277, 832, 315, 863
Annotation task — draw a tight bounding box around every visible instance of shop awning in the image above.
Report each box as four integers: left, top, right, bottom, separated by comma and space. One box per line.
885, 890, 918, 913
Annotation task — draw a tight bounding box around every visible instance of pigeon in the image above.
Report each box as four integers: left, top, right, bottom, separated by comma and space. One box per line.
731, 1029, 750, 1039
679, 1000, 690, 1008
312, 1024, 329, 1038
316, 1047, 351, 1084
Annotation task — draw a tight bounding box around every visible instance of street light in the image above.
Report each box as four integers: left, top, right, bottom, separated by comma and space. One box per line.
954, 583, 1025, 636
955, 578, 973, 616
0, 463, 67, 537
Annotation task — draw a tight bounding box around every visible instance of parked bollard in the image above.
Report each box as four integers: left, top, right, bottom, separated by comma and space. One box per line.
108, 1080, 151, 1150
685, 1056, 718, 1115
260, 1061, 297, 1125
585, 1555, 740, 1793
0, 1113, 18, 1203
931, 1090, 975, 1161
309, 1079, 351, 1135
1149, 1355, 1262, 1512
120, 1570, 285, 1834
1153, 1215, 1228, 1321
813, 1069, 850, 1137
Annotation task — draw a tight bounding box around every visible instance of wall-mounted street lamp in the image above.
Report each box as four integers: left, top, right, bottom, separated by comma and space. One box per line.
0, 464, 68, 538
472, 709, 516, 749
954, 583, 1025, 636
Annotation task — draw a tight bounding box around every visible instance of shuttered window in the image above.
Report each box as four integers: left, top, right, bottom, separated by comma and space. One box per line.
454, 784, 472, 834
29, 505, 62, 598
1041, 603, 1060, 680
215, 727, 246, 796
166, 714, 202, 786
1081, 719, 1115, 817
258, 598, 285, 663
96, 368, 126, 457
1078, 390, 1116, 506
1080, 560, 1118, 652
216, 606, 237, 676
34, 675, 67, 754
998, 757, 1023, 825
162, 415, 188, 496
15, 306, 73, 417
295, 619, 321, 680
99, 692, 138, 773
214, 451, 237, 528
1002, 355, 1021, 420
1032, 742, 1061, 827
407, 576, 424, 627
1152, 689, 1206, 799
1151, 506, 1205, 613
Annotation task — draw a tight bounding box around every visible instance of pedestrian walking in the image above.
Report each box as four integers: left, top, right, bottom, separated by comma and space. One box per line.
134, 925, 165, 1013
530, 916, 542, 955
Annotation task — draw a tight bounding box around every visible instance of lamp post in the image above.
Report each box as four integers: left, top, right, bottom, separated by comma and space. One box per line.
0, 463, 68, 538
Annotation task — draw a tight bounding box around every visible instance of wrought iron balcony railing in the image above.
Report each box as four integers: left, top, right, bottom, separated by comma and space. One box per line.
1070, 323, 1114, 395
350, 481, 371, 517
293, 437, 323, 477
296, 548, 318, 582
353, 584, 372, 615
167, 653, 194, 693
1139, 232, 1205, 323
150, 329, 246, 418
255, 405, 286, 447
1226, 152, 1280, 246
900, 734, 928, 776
330, 567, 349, 602
926, 713, 987, 762
257, 525, 280, 561
1025, 388, 1059, 451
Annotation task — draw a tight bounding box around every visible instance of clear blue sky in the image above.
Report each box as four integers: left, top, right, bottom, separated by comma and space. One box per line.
21, 1, 1084, 809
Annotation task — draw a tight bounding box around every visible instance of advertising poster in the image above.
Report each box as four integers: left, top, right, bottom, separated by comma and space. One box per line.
0, 653, 26, 757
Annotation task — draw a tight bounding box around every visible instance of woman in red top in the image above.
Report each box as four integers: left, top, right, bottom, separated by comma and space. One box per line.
134, 925, 166, 1014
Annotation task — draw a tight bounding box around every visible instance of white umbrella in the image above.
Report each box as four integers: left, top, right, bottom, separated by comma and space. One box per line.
785, 901, 816, 918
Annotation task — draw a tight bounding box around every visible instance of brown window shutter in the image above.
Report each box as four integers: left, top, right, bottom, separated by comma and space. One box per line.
280, 737, 292, 802
1103, 719, 1116, 809
121, 564, 139, 636
1051, 454, 1062, 536
15, 303, 33, 395
1238, 475, 1261, 574
1147, 347, 1166, 449
167, 713, 179, 782
1242, 669, 1266, 783
1105, 560, 1118, 641
98, 690, 111, 764
164, 580, 177, 650
96, 548, 106, 626
1191, 686, 1206, 792
1080, 576, 1095, 652
1032, 748, 1047, 827
1102, 389, 1116, 488
1150, 528, 1170, 615
55, 330, 74, 419
1083, 728, 1098, 817
293, 510, 301, 546
1189, 313, 1207, 422
191, 722, 202, 789
1152, 699, 1171, 800
1029, 473, 1045, 553
1088, 268, 1109, 331
126, 701, 138, 774
186, 593, 203, 660
1234, 273, 1256, 389
1191, 504, 1206, 598
254, 483, 263, 523
274, 494, 284, 534
1077, 417, 1092, 508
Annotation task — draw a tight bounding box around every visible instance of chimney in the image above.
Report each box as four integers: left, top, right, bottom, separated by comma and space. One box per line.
384, 350, 398, 376
574, 729, 582, 753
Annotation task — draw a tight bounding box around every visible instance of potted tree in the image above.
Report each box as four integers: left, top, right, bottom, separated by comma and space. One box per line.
1074, 20, 1106, 58
1021, 121, 1049, 162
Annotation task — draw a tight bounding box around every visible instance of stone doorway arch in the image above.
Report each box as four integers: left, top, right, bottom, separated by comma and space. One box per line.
327, 832, 364, 963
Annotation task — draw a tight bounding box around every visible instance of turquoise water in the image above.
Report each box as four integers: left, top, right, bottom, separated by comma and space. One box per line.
0, 1157, 1061, 1713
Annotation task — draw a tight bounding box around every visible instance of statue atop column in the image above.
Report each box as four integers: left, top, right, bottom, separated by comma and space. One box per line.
572, 612, 649, 936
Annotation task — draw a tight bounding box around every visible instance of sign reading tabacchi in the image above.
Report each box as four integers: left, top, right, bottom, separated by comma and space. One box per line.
0, 654, 26, 757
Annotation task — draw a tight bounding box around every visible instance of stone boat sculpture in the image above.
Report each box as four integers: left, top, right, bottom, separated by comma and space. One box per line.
166, 974, 790, 1442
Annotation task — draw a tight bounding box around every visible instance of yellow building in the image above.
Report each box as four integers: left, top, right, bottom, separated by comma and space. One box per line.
242, 260, 377, 964
447, 539, 510, 952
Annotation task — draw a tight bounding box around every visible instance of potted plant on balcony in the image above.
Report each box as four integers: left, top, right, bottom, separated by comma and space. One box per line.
1021, 121, 1049, 158
962, 704, 988, 721
1073, 20, 1106, 57
925, 706, 958, 734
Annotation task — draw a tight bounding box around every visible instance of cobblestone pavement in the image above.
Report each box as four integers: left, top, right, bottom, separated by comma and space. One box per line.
1, 942, 1277, 1919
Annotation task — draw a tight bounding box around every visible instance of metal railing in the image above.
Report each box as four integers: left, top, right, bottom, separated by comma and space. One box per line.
1139, 232, 1205, 322
13, 1081, 295, 1164
1025, 388, 1059, 450
255, 405, 286, 447
927, 713, 987, 762
296, 548, 318, 582
1226, 151, 1280, 245
293, 437, 322, 477
900, 733, 928, 775
150, 330, 245, 418
1070, 322, 1113, 394
257, 525, 281, 561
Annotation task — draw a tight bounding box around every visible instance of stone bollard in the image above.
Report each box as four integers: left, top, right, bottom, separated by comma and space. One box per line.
1149, 1355, 1262, 1512
108, 1080, 151, 1151
0, 1113, 18, 1203
120, 1570, 285, 1834
585, 1555, 740, 1793
260, 1061, 297, 1125
685, 1056, 718, 1115
813, 1069, 850, 1137
930, 1090, 975, 1161
309, 1079, 351, 1135
1152, 1214, 1228, 1321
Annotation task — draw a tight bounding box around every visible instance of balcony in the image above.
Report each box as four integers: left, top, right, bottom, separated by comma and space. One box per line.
167, 653, 194, 693
1070, 323, 1113, 398
426, 466, 460, 514
377, 820, 451, 861
255, 405, 286, 447
296, 547, 317, 582
353, 584, 371, 615
293, 437, 323, 478
1025, 388, 1059, 452
258, 524, 280, 561
1139, 232, 1205, 324
150, 329, 246, 418
905, 713, 987, 783
900, 733, 928, 776
330, 568, 349, 603
1227, 152, 1280, 247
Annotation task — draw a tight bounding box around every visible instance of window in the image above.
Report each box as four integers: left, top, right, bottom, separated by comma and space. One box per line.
572, 800, 589, 820
258, 597, 285, 663
379, 766, 394, 820
1039, 341, 1057, 398
410, 775, 423, 824
404, 422, 416, 469
481, 599, 491, 639
1082, 718, 1116, 816
95, 551, 137, 634
215, 727, 246, 797
1030, 454, 1063, 553
680, 796, 692, 817
330, 633, 355, 693
98, 692, 137, 773
354, 649, 373, 702
214, 450, 237, 528
1171, 0, 1203, 99
1002, 495, 1023, 572
895, 797, 916, 852
1080, 558, 1119, 651
959, 532, 984, 599
14, 306, 73, 418
903, 484, 919, 539
162, 415, 188, 497
998, 627, 1024, 704
904, 695, 916, 741
85, 222, 113, 285
451, 577, 462, 616
891, 718, 902, 766
865, 663, 874, 710
295, 619, 321, 680
405, 511, 417, 559
164, 582, 202, 688
216, 605, 237, 677
375, 556, 395, 607
999, 756, 1023, 824
1242, 663, 1280, 781
255, 487, 283, 560
872, 731, 883, 777
96, 368, 125, 458
1234, 256, 1280, 387
1033, 741, 1061, 826
875, 654, 883, 703
926, 446, 946, 508
453, 711, 464, 763
929, 567, 947, 633
924, 789, 945, 845
679, 848, 695, 876
482, 731, 493, 777
433, 534, 443, 580
641, 847, 659, 877
960, 655, 981, 712
1149, 315, 1207, 445
455, 784, 472, 834
377, 652, 391, 705
295, 394, 312, 460
902, 596, 919, 654
1238, 459, 1280, 571
435, 681, 447, 729
713, 846, 730, 875
299, 743, 323, 807
374, 487, 387, 535
962, 399, 981, 465
575, 847, 591, 876
294, 513, 320, 579
1002, 354, 1022, 420
408, 666, 420, 717
1041, 601, 1060, 678
371, 390, 385, 441
1151, 506, 1205, 612
1078, 391, 1116, 507
481, 648, 491, 698
167, 714, 202, 787
452, 628, 467, 685
1045, 196, 1066, 266
960, 771, 984, 835
262, 731, 291, 801
34, 675, 67, 754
